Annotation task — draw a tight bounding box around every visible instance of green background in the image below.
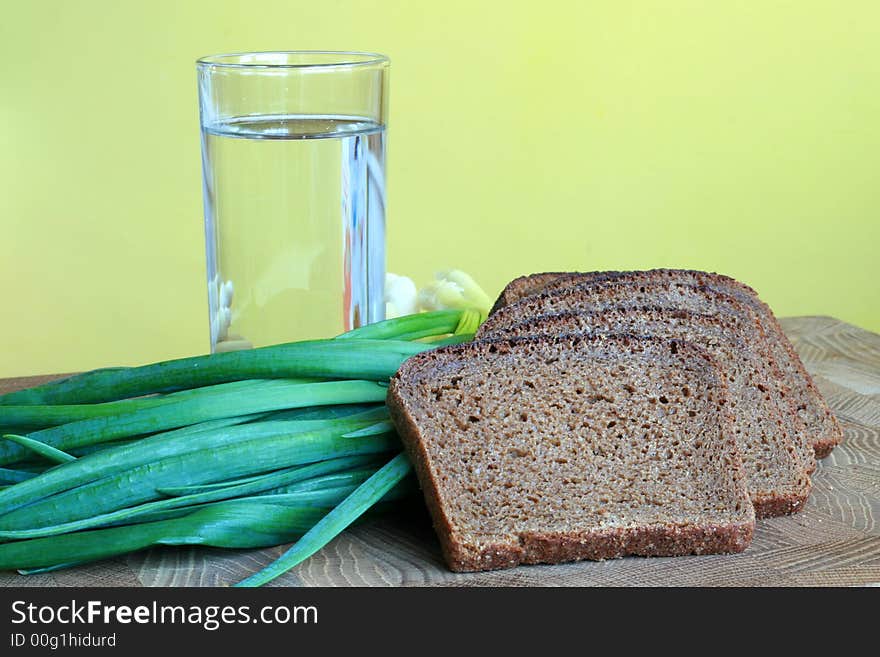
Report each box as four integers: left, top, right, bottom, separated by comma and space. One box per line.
2, 0, 877, 377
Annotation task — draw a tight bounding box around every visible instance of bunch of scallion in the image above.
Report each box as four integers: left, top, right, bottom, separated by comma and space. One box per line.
0, 309, 481, 587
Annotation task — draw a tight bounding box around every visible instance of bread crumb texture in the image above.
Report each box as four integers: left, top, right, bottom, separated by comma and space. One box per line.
388, 334, 755, 572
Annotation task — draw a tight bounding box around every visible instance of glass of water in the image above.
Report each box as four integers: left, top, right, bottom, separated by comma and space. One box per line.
196, 51, 389, 352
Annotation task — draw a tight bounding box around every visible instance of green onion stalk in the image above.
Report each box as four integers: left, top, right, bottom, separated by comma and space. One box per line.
0, 308, 482, 586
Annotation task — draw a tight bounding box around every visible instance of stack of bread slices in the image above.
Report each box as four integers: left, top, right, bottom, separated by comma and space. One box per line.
387, 269, 842, 573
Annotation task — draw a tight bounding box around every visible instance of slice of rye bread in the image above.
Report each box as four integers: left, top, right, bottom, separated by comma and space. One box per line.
492, 269, 843, 458
488, 272, 574, 315
387, 333, 756, 573
485, 303, 817, 479
479, 307, 813, 517
481, 278, 826, 462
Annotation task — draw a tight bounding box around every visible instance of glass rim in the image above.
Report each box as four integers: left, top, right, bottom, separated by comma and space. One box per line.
196, 50, 389, 70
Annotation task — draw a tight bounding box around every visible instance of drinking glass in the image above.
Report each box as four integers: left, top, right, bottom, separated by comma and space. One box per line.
197, 51, 389, 351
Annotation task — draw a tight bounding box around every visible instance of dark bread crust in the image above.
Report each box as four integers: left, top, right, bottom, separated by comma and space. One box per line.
489, 270, 842, 459
749, 491, 808, 518
489, 273, 574, 316
483, 282, 756, 341
432, 522, 755, 573
387, 395, 474, 571
388, 333, 756, 573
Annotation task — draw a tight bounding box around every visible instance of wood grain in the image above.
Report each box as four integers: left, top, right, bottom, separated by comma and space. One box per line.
1, 315, 878, 587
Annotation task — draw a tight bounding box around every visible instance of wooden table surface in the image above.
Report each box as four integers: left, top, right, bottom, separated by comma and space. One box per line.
1, 315, 879, 587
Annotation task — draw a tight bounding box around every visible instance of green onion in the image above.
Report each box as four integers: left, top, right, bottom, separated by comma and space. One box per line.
259, 403, 383, 422
0, 379, 296, 432
112, 484, 389, 527
0, 422, 397, 530
156, 472, 285, 497
18, 562, 86, 575
453, 309, 485, 335
154, 455, 388, 497
0, 456, 391, 540
0, 339, 431, 406
336, 309, 464, 341
0, 468, 38, 485
0, 409, 389, 515
235, 451, 412, 587
2, 434, 76, 464
426, 333, 476, 347
0, 310, 483, 585
0, 503, 334, 570
341, 420, 396, 438
0, 498, 404, 572
0, 379, 387, 465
